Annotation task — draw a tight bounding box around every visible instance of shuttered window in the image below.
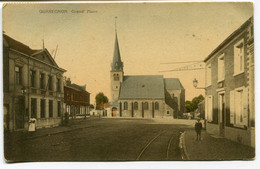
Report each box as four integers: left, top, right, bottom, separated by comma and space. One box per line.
218, 54, 225, 81
205, 95, 213, 122
234, 39, 244, 75
229, 87, 248, 127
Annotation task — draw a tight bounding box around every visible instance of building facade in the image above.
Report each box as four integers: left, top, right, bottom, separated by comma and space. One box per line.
204, 17, 254, 147
3, 34, 66, 131
64, 78, 90, 119
110, 31, 185, 118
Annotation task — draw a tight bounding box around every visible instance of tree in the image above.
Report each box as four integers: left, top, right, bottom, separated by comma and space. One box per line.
95, 92, 109, 109
185, 100, 193, 112
191, 94, 204, 110
185, 94, 204, 112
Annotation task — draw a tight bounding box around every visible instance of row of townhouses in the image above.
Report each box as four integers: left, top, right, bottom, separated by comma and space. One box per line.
204, 17, 254, 147
3, 34, 90, 131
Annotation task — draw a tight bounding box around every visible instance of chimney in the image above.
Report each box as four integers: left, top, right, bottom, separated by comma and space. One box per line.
66, 78, 71, 86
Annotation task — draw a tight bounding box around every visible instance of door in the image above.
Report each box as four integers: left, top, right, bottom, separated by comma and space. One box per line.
112, 107, 117, 117
218, 93, 225, 136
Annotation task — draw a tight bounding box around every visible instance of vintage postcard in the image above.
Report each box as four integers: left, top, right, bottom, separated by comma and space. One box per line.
2, 2, 254, 163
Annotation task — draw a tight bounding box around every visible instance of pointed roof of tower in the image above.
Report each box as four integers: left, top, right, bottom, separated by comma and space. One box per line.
111, 32, 123, 72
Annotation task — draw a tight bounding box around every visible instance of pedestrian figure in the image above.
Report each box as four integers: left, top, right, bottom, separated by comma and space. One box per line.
195, 119, 202, 141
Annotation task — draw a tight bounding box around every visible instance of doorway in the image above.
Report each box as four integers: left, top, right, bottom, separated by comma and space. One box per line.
218, 93, 225, 137
112, 107, 117, 117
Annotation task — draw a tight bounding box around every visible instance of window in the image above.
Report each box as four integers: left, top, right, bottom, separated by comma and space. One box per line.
40, 99, 45, 118
124, 102, 128, 110
167, 111, 170, 115
234, 39, 244, 75
114, 74, 119, 81
58, 101, 61, 117
144, 102, 149, 110
30, 70, 36, 87
134, 102, 138, 110
230, 87, 248, 127
155, 102, 159, 110
49, 100, 53, 118
15, 66, 22, 85
218, 54, 225, 81
31, 98, 37, 118
48, 75, 52, 91
205, 95, 213, 122
40, 73, 45, 89
56, 78, 61, 92
206, 64, 211, 86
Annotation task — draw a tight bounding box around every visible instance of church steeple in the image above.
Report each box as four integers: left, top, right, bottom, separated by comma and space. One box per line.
111, 33, 123, 71
111, 16, 123, 72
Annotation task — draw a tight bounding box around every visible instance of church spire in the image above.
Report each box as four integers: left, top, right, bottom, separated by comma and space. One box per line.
111, 16, 123, 71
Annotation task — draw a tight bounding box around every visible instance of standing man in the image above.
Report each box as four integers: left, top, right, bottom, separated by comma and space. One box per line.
195, 119, 203, 141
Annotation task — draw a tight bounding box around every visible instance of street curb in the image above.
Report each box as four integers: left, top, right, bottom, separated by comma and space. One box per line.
182, 131, 190, 160
179, 131, 190, 160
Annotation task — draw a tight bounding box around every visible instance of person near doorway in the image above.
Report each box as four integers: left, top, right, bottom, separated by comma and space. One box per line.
195, 119, 203, 141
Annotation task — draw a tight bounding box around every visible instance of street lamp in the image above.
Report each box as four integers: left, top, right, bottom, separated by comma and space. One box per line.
192, 78, 205, 89
193, 78, 198, 88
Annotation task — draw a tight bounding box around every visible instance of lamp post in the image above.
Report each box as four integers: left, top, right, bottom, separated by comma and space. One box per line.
192, 78, 205, 89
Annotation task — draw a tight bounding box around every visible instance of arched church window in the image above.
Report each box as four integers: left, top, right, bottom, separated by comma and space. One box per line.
144, 102, 149, 110
124, 102, 128, 110
134, 102, 138, 110
155, 102, 159, 110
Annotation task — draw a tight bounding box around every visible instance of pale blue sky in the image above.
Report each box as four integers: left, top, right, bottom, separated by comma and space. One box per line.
3, 2, 253, 103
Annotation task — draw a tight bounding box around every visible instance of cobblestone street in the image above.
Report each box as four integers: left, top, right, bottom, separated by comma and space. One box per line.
5, 118, 192, 162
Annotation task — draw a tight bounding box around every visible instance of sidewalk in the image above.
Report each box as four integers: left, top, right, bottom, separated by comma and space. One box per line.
4, 118, 96, 144
183, 129, 255, 160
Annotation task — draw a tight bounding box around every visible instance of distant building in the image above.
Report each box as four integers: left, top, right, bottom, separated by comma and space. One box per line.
109, 31, 185, 118
3, 34, 66, 131
204, 17, 254, 147
64, 78, 90, 119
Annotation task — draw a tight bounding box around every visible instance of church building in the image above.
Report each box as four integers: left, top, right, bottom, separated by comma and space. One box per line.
110, 30, 185, 118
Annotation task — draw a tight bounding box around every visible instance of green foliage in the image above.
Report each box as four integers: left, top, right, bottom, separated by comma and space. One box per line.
185, 94, 204, 112
185, 100, 193, 112
95, 92, 109, 105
